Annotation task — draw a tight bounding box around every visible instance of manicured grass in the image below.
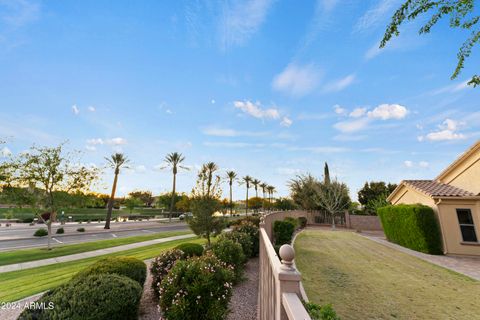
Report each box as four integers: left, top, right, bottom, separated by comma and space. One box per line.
0, 237, 205, 302
0, 230, 191, 266
295, 229, 480, 320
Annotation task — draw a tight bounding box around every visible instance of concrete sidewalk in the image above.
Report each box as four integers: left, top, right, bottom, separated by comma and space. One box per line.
0, 233, 195, 273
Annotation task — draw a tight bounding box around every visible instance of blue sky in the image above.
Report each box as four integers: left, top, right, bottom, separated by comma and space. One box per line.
1, 0, 479, 200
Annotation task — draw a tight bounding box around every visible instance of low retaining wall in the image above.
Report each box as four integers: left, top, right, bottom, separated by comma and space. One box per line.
345, 212, 383, 231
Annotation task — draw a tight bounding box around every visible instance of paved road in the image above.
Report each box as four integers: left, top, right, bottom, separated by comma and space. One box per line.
0, 222, 189, 251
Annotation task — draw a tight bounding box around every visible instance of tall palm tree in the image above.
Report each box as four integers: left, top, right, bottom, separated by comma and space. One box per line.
163, 152, 188, 223
203, 162, 219, 197
252, 179, 261, 198
104, 153, 129, 229
241, 175, 252, 216
260, 182, 267, 211
226, 171, 237, 215
267, 185, 276, 210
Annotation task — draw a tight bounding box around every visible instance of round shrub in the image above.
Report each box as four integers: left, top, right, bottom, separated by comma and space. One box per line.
273, 220, 296, 246
298, 217, 308, 229
218, 231, 253, 259
56, 227, 64, 234
33, 228, 48, 237
77, 227, 85, 232
73, 256, 147, 286
175, 242, 204, 257
284, 217, 299, 229
18, 274, 142, 320
150, 249, 186, 297
159, 253, 235, 320
233, 221, 259, 256
211, 238, 245, 280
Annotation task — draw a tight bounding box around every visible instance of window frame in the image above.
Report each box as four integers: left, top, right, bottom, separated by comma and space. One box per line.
456, 208, 478, 243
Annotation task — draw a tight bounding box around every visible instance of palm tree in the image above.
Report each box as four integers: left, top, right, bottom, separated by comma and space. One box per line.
241, 175, 252, 216
252, 179, 261, 198
163, 152, 188, 223
203, 162, 219, 197
267, 185, 276, 210
226, 171, 237, 215
104, 153, 129, 229
260, 182, 267, 211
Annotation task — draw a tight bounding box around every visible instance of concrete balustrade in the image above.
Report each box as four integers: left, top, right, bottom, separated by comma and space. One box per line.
258, 211, 312, 320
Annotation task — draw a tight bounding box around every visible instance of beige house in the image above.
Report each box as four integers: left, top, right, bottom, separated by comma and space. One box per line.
388, 140, 480, 256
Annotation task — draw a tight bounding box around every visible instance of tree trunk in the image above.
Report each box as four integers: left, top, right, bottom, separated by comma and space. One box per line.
104, 172, 118, 229
331, 214, 336, 230
245, 188, 249, 216
229, 182, 233, 215
47, 221, 52, 250
169, 173, 176, 223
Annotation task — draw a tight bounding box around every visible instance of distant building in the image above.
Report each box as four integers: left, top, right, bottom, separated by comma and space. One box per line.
388, 140, 480, 256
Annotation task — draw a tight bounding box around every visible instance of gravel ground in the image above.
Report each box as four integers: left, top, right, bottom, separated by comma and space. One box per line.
227, 257, 259, 320
138, 260, 161, 320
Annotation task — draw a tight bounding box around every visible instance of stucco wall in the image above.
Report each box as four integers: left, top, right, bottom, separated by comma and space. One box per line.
389, 185, 436, 207
438, 151, 480, 195
345, 212, 383, 231
437, 200, 480, 256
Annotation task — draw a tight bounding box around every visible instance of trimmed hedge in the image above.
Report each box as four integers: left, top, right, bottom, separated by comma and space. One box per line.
73, 256, 147, 285
377, 204, 443, 254
18, 274, 143, 320
175, 242, 204, 257
298, 217, 308, 229
273, 219, 296, 246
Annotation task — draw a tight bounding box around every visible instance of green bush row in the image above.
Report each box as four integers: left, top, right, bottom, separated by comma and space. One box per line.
377, 204, 443, 254
19, 257, 146, 320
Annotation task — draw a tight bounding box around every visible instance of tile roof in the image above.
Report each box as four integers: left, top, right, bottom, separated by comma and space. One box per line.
403, 180, 476, 197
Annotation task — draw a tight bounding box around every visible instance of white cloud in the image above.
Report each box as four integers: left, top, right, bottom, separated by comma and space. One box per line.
290, 146, 350, 153
280, 116, 293, 127
425, 130, 466, 141
85, 145, 96, 152
276, 167, 302, 176
211, 99, 216, 104
234, 100, 280, 119
349, 107, 367, 118
204, 141, 266, 148
367, 104, 408, 120
321, 0, 340, 12
88, 106, 96, 112
419, 161, 429, 168
135, 165, 147, 173
72, 105, 79, 115
202, 127, 267, 137
107, 137, 127, 145
322, 74, 355, 93
1, 0, 40, 29
333, 117, 370, 133
419, 118, 467, 142
334, 104, 346, 115
272, 63, 322, 96
165, 109, 173, 114
1, 147, 12, 157
365, 41, 383, 59
404, 160, 413, 168
354, 0, 400, 32
220, 0, 274, 49
430, 80, 472, 95
86, 138, 104, 145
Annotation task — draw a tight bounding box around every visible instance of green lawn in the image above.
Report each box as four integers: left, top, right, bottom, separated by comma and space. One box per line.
295, 229, 480, 320
0, 237, 205, 302
0, 230, 191, 266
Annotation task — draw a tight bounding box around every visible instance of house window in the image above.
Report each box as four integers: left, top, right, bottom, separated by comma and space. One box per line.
456, 209, 478, 243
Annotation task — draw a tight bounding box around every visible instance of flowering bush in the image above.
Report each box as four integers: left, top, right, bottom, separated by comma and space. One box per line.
159, 253, 235, 320
175, 242, 204, 257
232, 221, 259, 256
150, 249, 186, 297
211, 238, 245, 281
218, 230, 253, 259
